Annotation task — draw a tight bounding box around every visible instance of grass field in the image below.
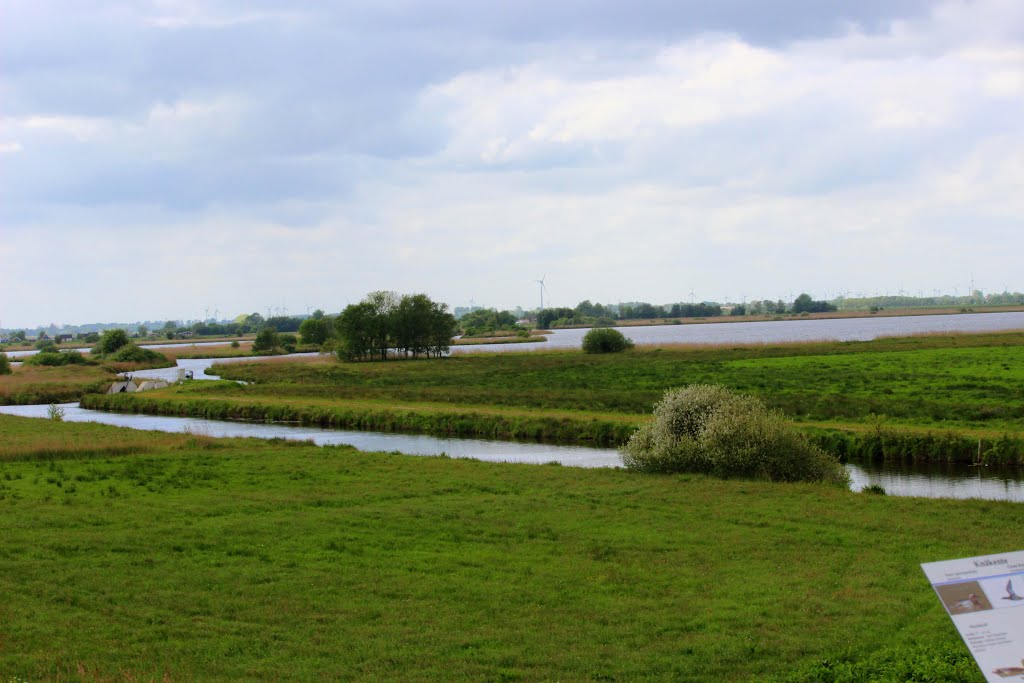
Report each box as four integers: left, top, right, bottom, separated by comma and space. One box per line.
203, 331, 1024, 431
0, 414, 992, 681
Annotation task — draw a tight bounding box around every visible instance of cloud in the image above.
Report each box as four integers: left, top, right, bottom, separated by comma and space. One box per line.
1, 0, 1022, 326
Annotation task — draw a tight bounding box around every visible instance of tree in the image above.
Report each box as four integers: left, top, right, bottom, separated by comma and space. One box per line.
792, 293, 837, 314
428, 301, 457, 358
536, 307, 574, 328
265, 315, 301, 332
252, 327, 280, 354
279, 334, 297, 353
335, 302, 376, 361
792, 293, 815, 313
243, 313, 264, 332
393, 293, 435, 357
96, 328, 130, 355
299, 317, 332, 347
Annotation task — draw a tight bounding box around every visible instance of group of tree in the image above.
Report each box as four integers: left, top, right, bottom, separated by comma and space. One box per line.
791, 294, 838, 314
534, 300, 723, 328
335, 291, 457, 361
457, 308, 522, 336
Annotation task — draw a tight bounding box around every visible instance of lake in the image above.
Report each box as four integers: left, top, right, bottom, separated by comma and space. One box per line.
453, 311, 1024, 353
7, 311, 1024, 359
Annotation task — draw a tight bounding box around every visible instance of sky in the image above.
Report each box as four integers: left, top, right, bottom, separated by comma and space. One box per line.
2, 0, 1023, 328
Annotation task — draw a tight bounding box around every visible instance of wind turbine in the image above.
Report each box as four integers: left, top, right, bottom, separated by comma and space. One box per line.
535, 275, 548, 310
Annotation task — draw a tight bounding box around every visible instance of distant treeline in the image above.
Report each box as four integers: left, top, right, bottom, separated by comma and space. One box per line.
9, 290, 1023, 342
836, 291, 1024, 310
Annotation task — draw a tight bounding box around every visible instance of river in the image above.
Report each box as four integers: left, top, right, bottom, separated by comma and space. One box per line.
1, 400, 1021, 502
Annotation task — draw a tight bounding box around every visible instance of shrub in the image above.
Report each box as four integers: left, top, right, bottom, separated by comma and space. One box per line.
0, 352, 10, 375
24, 350, 90, 366
621, 384, 849, 485
108, 344, 169, 364
582, 328, 634, 354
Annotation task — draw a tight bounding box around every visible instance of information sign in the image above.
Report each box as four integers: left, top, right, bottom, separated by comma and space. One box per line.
922, 550, 1024, 681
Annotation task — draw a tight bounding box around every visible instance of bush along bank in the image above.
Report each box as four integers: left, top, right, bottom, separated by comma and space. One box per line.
620, 384, 849, 485
808, 427, 1024, 466
79, 393, 635, 446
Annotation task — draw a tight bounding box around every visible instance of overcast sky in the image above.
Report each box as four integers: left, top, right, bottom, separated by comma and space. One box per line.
2, 0, 1022, 328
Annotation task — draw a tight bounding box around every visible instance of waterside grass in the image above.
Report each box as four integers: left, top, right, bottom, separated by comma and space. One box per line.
0, 414, 1003, 681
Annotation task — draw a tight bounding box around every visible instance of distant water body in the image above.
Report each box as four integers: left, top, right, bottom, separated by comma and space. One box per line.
452, 311, 1024, 353
7, 312, 1024, 359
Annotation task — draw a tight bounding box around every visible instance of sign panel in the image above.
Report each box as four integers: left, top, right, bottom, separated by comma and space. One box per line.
922, 550, 1024, 681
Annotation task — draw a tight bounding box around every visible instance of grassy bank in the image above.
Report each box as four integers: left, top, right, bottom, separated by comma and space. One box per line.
81, 387, 636, 445
0, 415, 997, 681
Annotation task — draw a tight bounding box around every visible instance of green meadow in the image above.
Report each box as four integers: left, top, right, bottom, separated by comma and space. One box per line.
0, 415, 992, 681
191, 331, 1024, 430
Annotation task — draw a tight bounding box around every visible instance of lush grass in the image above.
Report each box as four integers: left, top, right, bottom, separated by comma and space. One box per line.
207, 331, 1024, 432
0, 415, 1000, 681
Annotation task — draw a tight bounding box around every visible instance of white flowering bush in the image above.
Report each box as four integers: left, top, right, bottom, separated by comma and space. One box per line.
621, 384, 849, 485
